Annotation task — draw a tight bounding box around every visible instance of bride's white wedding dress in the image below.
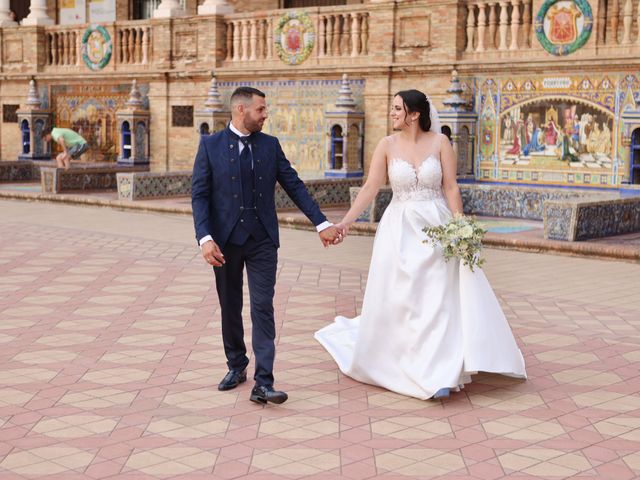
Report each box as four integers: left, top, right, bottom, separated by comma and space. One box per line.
315, 141, 527, 400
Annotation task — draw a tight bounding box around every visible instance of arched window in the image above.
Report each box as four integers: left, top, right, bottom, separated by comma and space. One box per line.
330, 125, 343, 169
200, 123, 210, 136
631, 128, 640, 184
21, 120, 30, 154
122, 121, 131, 159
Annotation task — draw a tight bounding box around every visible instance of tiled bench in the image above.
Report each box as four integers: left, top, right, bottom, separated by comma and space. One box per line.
117, 170, 362, 207
350, 183, 617, 223
0, 161, 45, 182
544, 196, 640, 241
41, 164, 148, 193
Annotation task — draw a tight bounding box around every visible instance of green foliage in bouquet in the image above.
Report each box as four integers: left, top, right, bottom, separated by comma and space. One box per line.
422, 214, 487, 272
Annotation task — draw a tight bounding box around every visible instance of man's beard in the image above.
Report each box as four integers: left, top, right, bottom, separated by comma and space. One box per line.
246, 119, 264, 133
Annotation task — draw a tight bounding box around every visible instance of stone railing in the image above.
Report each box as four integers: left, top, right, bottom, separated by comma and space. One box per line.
462, 0, 535, 57
115, 22, 152, 66
40, 22, 153, 72
595, 0, 640, 50
45, 26, 82, 67
221, 4, 371, 68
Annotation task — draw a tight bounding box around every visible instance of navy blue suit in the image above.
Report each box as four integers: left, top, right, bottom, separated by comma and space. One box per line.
192, 127, 327, 386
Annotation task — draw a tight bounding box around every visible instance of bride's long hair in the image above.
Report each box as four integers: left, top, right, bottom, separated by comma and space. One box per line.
395, 89, 432, 133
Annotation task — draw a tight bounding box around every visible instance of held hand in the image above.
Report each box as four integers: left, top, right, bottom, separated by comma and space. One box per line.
318, 226, 343, 247
201, 240, 225, 267
334, 221, 351, 239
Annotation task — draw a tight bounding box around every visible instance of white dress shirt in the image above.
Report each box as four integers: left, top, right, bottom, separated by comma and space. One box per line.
199, 123, 332, 247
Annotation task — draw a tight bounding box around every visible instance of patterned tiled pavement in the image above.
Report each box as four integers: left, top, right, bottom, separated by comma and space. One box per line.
0, 199, 639, 479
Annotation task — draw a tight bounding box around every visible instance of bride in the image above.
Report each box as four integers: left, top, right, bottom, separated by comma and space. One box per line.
315, 90, 527, 400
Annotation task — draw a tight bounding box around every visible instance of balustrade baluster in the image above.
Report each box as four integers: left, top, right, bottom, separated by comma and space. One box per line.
137, 28, 144, 63
510, 0, 521, 50
61, 32, 67, 65
249, 19, 258, 60
142, 27, 150, 64
341, 14, 350, 56
466, 4, 476, 52
266, 18, 274, 59
45, 34, 50, 65
225, 22, 233, 61
476, 2, 487, 52
256, 19, 264, 60
125, 30, 131, 63
51, 34, 57, 65
241, 20, 249, 61
351, 13, 361, 56
611, 0, 620, 44
636, 0, 640, 44
69, 32, 75, 64
319, 15, 326, 57
232, 21, 241, 61
327, 15, 335, 56
622, 0, 633, 43
360, 13, 368, 54
522, 0, 531, 47
498, 1, 509, 50
488, 2, 497, 49
128, 29, 136, 63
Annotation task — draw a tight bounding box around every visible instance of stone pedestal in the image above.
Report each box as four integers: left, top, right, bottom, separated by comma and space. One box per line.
17, 79, 52, 161
153, 0, 186, 18
198, 0, 233, 15
325, 74, 365, 178
116, 81, 150, 166
22, 0, 54, 26
0, 0, 17, 27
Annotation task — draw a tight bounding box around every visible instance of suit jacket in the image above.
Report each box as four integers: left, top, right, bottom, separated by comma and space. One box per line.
192, 128, 327, 250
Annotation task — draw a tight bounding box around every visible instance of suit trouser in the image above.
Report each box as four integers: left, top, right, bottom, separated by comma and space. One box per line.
214, 235, 278, 386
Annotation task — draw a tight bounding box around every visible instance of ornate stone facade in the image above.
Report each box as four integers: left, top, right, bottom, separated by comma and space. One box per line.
0, 0, 639, 190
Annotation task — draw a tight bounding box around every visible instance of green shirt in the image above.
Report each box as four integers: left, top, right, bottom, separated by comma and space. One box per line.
51, 128, 86, 147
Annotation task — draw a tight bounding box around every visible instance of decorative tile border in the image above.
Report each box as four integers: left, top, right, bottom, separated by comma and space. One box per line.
117, 171, 361, 207
351, 183, 618, 222
0, 161, 42, 182
117, 171, 192, 201
42, 165, 147, 194
544, 197, 640, 240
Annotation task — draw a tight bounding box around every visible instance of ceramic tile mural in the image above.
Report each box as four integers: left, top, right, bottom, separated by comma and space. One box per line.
475, 73, 639, 187
218, 79, 365, 178
50, 83, 150, 163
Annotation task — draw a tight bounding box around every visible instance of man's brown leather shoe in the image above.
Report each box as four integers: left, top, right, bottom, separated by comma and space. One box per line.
218, 369, 247, 391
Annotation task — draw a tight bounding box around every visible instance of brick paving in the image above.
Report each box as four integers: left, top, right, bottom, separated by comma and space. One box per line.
0, 199, 639, 479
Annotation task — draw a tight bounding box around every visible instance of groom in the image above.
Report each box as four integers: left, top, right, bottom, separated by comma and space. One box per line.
192, 86, 341, 404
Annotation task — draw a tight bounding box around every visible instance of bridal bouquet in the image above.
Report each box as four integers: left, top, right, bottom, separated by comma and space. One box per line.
423, 214, 486, 271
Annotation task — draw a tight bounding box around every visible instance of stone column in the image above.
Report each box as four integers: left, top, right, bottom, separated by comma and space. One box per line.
153, 0, 186, 19
22, 0, 54, 26
198, 0, 233, 15
0, 0, 17, 27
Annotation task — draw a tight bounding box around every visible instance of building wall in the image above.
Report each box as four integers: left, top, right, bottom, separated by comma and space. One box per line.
3, 0, 640, 188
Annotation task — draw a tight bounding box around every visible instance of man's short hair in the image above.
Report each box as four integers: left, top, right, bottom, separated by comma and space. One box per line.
230, 87, 266, 107
41, 127, 52, 137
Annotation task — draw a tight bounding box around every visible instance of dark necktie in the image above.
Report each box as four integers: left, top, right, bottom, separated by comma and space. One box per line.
239, 137, 254, 209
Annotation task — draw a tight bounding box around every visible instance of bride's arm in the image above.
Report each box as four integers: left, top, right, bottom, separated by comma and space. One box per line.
440, 135, 464, 215
335, 138, 388, 234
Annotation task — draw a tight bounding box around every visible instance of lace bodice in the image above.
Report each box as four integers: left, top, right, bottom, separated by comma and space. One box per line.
388, 156, 444, 202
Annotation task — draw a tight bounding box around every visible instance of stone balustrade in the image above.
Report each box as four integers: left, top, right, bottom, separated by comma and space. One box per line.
463, 0, 534, 56
222, 5, 370, 67
4, 1, 640, 75
45, 26, 82, 67
115, 23, 152, 66
598, 0, 640, 45
42, 22, 153, 71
